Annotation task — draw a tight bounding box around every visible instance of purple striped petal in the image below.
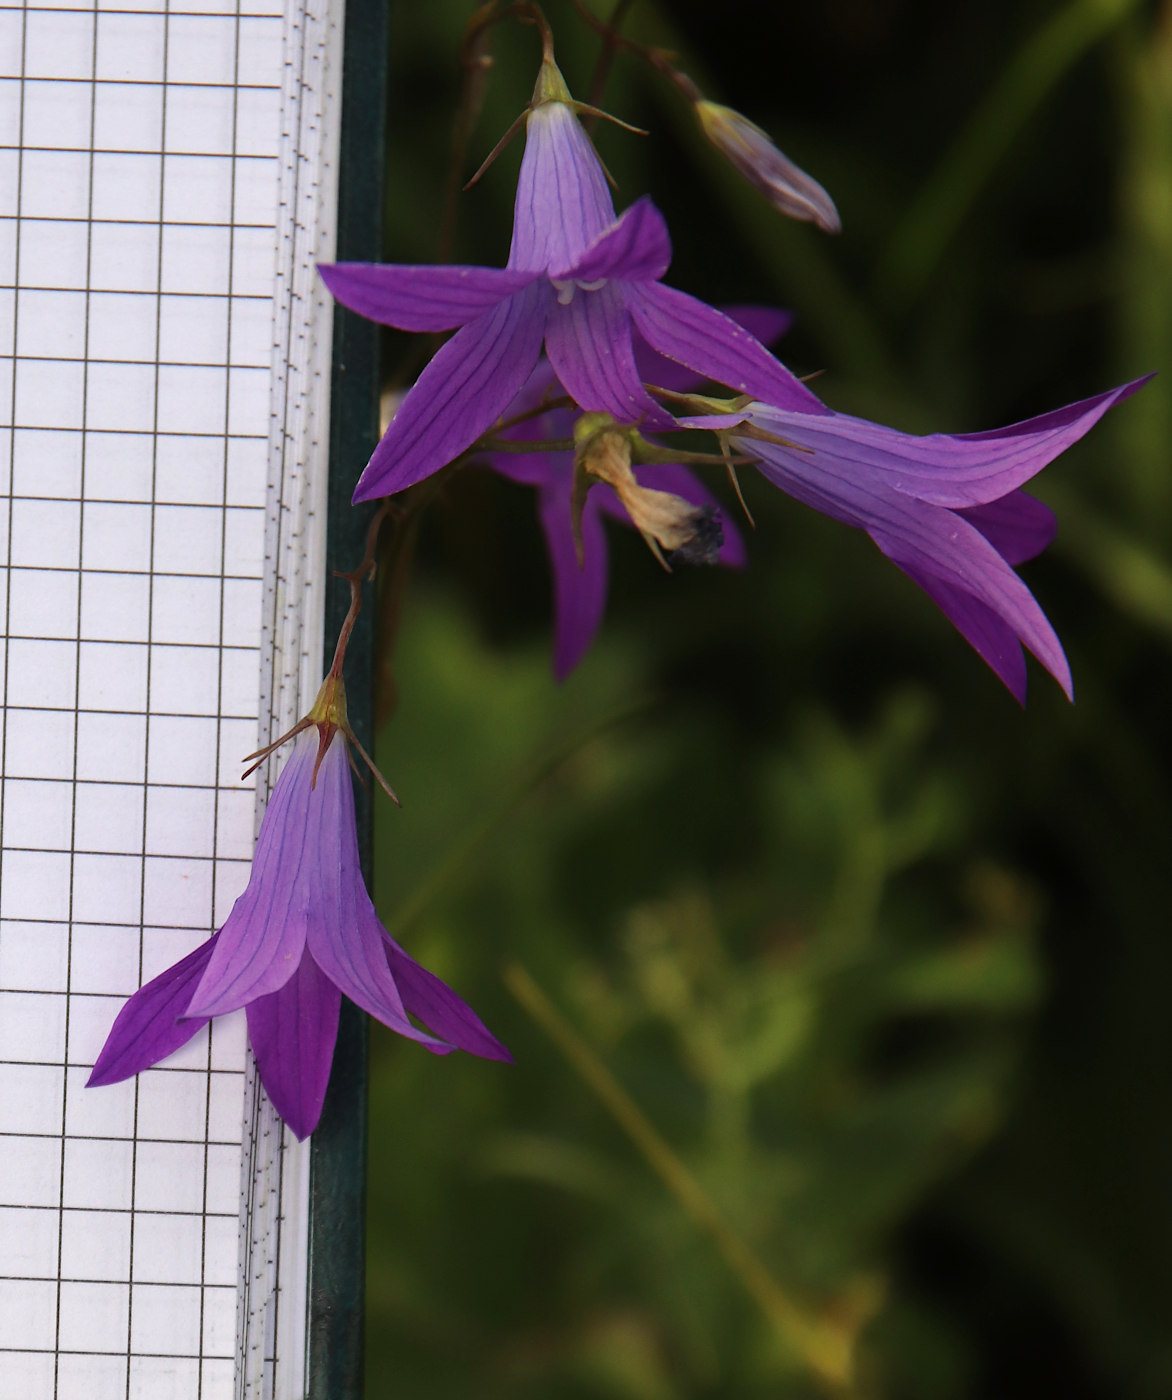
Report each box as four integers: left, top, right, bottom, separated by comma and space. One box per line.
544, 469, 611, 680
509, 101, 616, 274
318, 262, 535, 331
627, 282, 829, 414
353, 282, 550, 501
545, 282, 674, 428
633, 305, 793, 395
383, 937, 512, 1062
87, 937, 216, 1086
301, 737, 451, 1053
898, 562, 1029, 704
247, 950, 341, 1141
749, 378, 1151, 509
958, 490, 1055, 565
184, 736, 319, 1019
556, 197, 672, 283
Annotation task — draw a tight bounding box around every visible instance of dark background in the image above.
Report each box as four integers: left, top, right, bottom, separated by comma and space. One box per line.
361, 2, 1172, 1395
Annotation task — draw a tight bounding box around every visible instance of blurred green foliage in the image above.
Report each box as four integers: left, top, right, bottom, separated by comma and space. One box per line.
363, 2, 1172, 1396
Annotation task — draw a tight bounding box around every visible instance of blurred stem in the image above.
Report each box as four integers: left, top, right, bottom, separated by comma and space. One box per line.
877, 0, 1148, 314
504, 963, 863, 1396
584, 0, 637, 117
1047, 483, 1172, 644
381, 698, 653, 943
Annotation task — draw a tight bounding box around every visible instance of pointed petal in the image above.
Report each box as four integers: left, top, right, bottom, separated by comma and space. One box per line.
185, 737, 319, 1019
958, 490, 1055, 565
539, 469, 611, 679
301, 738, 451, 1054
634, 305, 792, 395
628, 283, 828, 413
353, 283, 549, 501
247, 951, 341, 1141
750, 377, 1152, 509
509, 101, 616, 273
318, 262, 535, 331
383, 937, 512, 1062
545, 282, 674, 428
897, 562, 1029, 704
556, 196, 671, 283
632, 462, 747, 568
87, 937, 216, 1086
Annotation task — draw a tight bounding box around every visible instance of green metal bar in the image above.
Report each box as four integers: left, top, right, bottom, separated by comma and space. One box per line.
306, 0, 389, 1392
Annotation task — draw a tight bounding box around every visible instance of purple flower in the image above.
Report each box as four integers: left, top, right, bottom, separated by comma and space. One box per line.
687, 378, 1151, 701
484, 308, 792, 678
88, 696, 510, 1140
318, 58, 825, 504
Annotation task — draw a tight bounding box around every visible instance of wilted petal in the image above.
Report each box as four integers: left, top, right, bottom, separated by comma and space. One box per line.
87, 937, 216, 1086
509, 99, 616, 274
546, 281, 674, 428
627, 462, 747, 568
383, 936, 512, 1061
627, 282, 829, 414
300, 737, 450, 1053
958, 490, 1055, 565
247, 950, 341, 1141
318, 262, 535, 331
558, 196, 672, 284
185, 738, 319, 1020
353, 282, 550, 501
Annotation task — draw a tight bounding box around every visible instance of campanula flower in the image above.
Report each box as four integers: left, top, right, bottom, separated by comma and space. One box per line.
686, 377, 1151, 701
318, 57, 826, 503
483, 308, 791, 678
89, 678, 510, 1139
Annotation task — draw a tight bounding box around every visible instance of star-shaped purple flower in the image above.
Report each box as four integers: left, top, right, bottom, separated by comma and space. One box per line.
318, 59, 825, 503
687, 377, 1151, 701
88, 713, 510, 1139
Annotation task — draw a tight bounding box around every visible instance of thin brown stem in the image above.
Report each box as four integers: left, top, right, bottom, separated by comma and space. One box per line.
585, 0, 637, 116
328, 499, 395, 680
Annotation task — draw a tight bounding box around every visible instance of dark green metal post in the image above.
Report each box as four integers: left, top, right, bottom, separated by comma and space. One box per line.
307, 0, 389, 1392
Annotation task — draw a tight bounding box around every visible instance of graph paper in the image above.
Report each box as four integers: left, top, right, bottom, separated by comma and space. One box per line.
0, 0, 344, 1392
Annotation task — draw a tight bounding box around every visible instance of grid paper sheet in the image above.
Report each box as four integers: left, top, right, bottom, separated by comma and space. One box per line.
0, 0, 343, 1394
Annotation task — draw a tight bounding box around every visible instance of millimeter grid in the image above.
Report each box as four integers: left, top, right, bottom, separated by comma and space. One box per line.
0, 1, 286, 1396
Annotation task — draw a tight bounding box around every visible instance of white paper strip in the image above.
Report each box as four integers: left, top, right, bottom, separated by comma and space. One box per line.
0, 0, 343, 1393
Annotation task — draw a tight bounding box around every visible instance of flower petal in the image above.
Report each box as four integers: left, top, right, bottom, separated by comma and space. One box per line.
301, 737, 451, 1053
353, 283, 550, 501
542, 468, 611, 679
556, 196, 671, 283
184, 736, 319, 1019
634, 305, 793, 395
958, 490, 1055, 566
247, 950, 341, 1141
87, 937, 216, 1086
509, 101, 616, 273
627, 282, 829, 413
318, 262, 535, 331
897, 562, 1029, 704
383, 937, 512, 1062
750, 378, 1151, 509
545, 282, 674, 428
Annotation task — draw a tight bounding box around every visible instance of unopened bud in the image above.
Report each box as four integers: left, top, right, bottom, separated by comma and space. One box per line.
696, 101, 840, 235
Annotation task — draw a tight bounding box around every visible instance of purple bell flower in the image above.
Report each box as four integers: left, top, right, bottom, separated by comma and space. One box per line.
318, 58, 825, 503
685, 377, 1151, 702
88, 682, 510, 1140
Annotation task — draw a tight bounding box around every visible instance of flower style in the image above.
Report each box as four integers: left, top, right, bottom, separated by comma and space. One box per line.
483, 308, 792, 679
318, 57, 826, 503
686, 378, 1150, 701
88, 678, 510, 1140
